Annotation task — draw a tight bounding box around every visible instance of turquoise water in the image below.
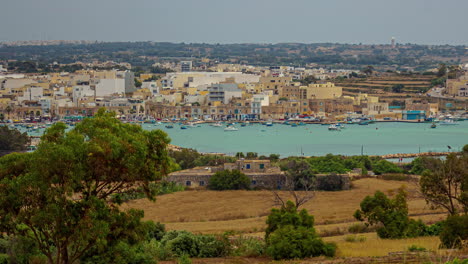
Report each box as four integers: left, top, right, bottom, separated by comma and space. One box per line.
19, 121, 468, 157
144, 122, 468, 157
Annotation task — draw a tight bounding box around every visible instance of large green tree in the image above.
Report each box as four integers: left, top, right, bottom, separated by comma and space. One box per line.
0, 109, 171, 264
207, 170, 250, 190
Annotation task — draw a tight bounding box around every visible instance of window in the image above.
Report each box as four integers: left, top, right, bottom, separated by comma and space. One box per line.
259, 164, 265, 169
251, 180, 257, 185
185, 181, 191, 186
199, 181, 205, 186
246, 164, 251, 169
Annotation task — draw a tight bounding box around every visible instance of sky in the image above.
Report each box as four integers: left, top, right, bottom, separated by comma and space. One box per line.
1, 0, 467, 45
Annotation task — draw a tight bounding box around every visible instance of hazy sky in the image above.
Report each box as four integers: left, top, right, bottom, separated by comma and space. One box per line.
1, 0, 467, 45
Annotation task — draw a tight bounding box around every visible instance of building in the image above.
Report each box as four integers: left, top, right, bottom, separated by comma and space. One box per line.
166, 159, 285, 189
305, 82, 342, 99
180, 61, 193, 72
208, 83, 242, 104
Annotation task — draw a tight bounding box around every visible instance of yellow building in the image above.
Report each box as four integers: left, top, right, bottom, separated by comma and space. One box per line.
305, 82, 342, 99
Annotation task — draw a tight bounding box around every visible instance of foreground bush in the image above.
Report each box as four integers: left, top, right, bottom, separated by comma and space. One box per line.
439, 214, 468, 248
267, 226, 335, 260
265, 201, 336, 260
159, 230, 230, 259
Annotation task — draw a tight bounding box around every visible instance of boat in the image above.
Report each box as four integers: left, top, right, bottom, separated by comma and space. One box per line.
224, 126, 238, 131
165, 124, 174, 128
336, 123, 346, 129
211, 122, 223, 127
291, 123, 298, 127
358, 120, 370, 125
180, 126, 188, 129
241, 123, 247, 127
328, 124, 341, 131
266, 122, 273, 127
430, 122, 437, 129
439, 119, 458, 125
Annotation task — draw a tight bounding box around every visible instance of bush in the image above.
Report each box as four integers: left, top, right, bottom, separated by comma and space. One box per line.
231, 236, 265, 257
344, 235, 366, 242
439, 214, 468, 248
407, 245, 426, 252
372, 160, 403, 175
444, 258, 468, 264
317, 173, 345, 191
266, 226, 336, 260
159, 231, 230, 259
265, 201, 335, 260
348, 223, 370, 234
146, 221, 166, 241
354, 188, 427, 239
208, 170, 251, 190
0, 254, 7, 264
177, 254, 192, 264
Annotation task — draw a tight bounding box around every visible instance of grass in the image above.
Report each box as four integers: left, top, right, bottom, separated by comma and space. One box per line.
324, 233, 442, 257
123, 178, 444, 235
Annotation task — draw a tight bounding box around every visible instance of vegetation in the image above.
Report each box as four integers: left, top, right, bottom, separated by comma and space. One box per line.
439, 214, 468, 248
354, 188, 427, 239
207, 170, 251, 190
265, 201, 336, 260
0, 109, 171, 264
419, 153, 468, 215
0, 126, 30, 156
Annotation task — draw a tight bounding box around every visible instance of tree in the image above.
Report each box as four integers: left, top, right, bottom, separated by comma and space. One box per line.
208, 170, 250, 190
437, 63, 447, 78
134, 78, 142, 88
265, 201, 335, 260
391, 84, 404, 93
0, 109, 171, 264
354, 188, 427, 239
419, 154, 468, 215
246, 152, 258, 159
0, 126, 30, 156
275, 159, 316, 208
169, 148, 201, 170
362, 65, 374, 76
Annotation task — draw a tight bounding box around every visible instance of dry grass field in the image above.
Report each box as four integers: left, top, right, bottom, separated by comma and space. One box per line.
123, 178, 445, 235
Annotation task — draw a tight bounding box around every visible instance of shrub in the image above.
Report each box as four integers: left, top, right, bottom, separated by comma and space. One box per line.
177, 254, 192, 264
162, 231, 199, 258
439, 214, 468, 248
0, 254, 7, 264
146, 221, 166, 241
424, 221, 444, 236
231, 236, 265, 257
265, 201, 336, 260
317, 173, 345, 191
208, 170, 251, 190
354, 188, 427, 239
407, 245, 426, 252
444, 258, 468, 264
265, 201, 314, 240
196, 235, 230, 258
348, 223, 369, 234
266, 226, 336, 260
371, 160, 403, 175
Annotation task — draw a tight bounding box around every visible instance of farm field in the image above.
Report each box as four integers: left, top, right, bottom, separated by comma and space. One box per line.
123, 178, 445, 235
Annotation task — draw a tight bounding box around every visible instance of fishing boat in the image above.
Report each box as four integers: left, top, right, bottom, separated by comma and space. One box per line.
430, 122, 437, 128
266, 122, 273, 127
241, 123, 247, 127
328, 124, 341, 131
180, 126, 188, 129
291, 123, 298, 127
165, 124, 174, 129
358, 120, 369, 125
224, 126, 238, 131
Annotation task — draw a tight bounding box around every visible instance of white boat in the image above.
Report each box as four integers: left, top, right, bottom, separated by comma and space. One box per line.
328, 124, 341, 131
439, 119, 459, 125
211, 122, 223, 127
224, 126, 238, 131
187, 122, 197, 127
